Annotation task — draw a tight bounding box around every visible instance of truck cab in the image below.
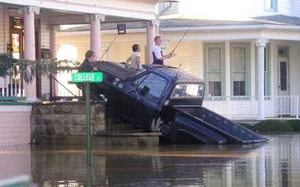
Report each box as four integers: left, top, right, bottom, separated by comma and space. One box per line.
111, 64, 205, 131
92, 61, 267, 144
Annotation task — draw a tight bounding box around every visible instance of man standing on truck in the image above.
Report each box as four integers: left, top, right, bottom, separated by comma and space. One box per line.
79, 50, 98, 72
152, 36, 174, 65
78, 50, 99, 100
126, 44, 141, 73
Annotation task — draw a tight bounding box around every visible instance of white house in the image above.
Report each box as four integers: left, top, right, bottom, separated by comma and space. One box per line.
57, 0, 300, 120
0, 0, 160, 146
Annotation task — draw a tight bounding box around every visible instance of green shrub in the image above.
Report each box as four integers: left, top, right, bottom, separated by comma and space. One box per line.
289, 120, 300, 132
255, 120, 293, 133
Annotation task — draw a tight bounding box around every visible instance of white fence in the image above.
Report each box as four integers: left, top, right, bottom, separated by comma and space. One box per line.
0, 77, 23, 98
203, 96, 300, 120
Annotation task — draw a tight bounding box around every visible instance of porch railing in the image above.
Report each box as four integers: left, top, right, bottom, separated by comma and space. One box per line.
49, 67, 82, 101
0, 76, 24, 100
203, 96, 300, 120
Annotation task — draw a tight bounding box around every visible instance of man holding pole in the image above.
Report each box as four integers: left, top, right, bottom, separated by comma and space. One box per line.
152, 36, 175, 65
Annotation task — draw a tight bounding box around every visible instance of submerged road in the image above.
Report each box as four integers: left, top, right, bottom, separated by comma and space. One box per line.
0, 134, 300, 186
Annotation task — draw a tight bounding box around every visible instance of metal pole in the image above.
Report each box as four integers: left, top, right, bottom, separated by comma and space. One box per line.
296, 96, 299, 119
85, 82, 92, 165
85, 82, 92, 186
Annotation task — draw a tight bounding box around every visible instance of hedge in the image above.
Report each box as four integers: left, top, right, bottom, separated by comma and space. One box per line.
254, 120, 294, 133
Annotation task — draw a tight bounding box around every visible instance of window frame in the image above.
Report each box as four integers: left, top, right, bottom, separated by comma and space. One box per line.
264, 0, 278, 11
230, 42, 251, 97
204, 42, 225, 97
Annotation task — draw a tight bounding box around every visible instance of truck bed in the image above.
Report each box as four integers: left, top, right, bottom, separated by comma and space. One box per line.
171, 107, 267, 144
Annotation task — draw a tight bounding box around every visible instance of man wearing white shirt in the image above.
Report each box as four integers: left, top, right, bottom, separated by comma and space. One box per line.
152, 36, 174, 65
126, 44, 141, 73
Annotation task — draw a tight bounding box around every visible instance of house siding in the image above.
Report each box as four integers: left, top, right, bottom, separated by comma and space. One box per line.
278, 0, 292, 15
249, 0, 296, 17
0, 5, 9, 54
289, 42, 300, 96
0, 106, 32, 146
291, 0, 300, 17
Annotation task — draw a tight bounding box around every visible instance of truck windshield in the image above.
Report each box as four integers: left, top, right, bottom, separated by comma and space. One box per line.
171, 84, 204, 98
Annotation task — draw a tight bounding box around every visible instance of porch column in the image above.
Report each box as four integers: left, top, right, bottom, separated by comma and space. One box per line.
50, 26, 58, 58
146, 21, 156, 64
256, 39, 269, 120
90, 14, 104, 61
22, 6, 40, 101
50, 26, 58, 99
225, 41, 231, 99
153, 19, 160, 35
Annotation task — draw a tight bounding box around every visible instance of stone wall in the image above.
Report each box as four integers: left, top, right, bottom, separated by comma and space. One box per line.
31, 102, 105, 144
30, 102, 160, 146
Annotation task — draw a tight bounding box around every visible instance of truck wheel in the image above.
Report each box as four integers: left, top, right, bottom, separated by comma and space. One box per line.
151, 117, 163, 132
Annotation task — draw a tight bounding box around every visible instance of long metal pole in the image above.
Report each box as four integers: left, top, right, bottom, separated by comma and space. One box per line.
85, 82, 91, 165
85, 83, 92, 186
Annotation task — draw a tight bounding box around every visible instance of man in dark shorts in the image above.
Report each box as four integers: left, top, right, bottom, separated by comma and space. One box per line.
152, 36, 174, 65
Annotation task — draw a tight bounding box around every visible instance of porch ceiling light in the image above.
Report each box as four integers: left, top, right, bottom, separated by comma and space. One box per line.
117, 24, 126, 35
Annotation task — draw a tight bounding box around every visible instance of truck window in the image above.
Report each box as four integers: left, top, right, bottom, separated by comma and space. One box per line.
133, 74, 148, 85
137, 73, 167, 98
171, 84, 204, 98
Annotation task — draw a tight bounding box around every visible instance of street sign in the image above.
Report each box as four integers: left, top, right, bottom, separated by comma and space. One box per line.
70, 72, 103, 176
71, 72, 103, 83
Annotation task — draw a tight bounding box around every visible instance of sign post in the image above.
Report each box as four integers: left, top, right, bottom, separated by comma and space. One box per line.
71, 72, 103, 186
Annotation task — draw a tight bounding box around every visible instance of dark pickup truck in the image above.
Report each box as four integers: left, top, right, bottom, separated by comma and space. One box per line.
87, 61, 267, 144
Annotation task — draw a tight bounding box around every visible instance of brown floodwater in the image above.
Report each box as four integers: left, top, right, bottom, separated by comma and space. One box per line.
1, 134, 300, 186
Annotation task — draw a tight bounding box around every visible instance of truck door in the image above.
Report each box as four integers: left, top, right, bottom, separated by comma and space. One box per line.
134, 73, 168, 130
123, 72, 168, 131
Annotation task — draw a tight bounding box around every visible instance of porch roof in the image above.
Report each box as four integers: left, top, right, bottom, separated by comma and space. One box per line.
0, 0, 160, 20
58, 15, 300, 33
254, 15, 300, 26
59, 18, 266, 32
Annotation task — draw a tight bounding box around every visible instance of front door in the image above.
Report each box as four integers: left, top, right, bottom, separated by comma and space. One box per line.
278, 56, 290, 115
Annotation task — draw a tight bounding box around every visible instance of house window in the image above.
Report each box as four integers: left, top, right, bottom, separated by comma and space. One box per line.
209, 81, 221, 96
10, 17, 24, 59
280, 62, 287, 91
157, 2, 179, 15
204, 44, 224, 96
233, 81, 246, 96
265, 0, 277, 11
231, 44, 250, 96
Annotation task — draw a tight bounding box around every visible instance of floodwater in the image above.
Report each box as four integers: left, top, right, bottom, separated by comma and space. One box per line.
1, 135, 300, 187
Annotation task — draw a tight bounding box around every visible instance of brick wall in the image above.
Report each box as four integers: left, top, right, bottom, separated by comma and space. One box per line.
0, 105, 32, 146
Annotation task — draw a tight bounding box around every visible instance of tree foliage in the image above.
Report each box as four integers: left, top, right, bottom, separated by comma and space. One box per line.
0, 53, 80, 83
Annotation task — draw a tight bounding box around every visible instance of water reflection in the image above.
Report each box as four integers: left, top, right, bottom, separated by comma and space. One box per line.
1, 135, 300, 186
